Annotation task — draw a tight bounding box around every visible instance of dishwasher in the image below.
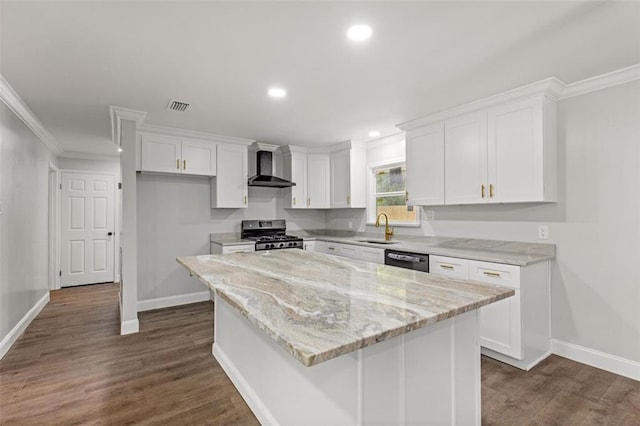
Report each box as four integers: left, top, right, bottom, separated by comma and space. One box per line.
384, 249, 429, 273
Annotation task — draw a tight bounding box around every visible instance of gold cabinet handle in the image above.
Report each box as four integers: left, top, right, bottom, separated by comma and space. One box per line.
347, 195, 351, 204
307, 198, 311, 207
293, 197, 296, 206
440, 264, 454, 270
483, 271, 501, 277
176, 159, 180, 169
481, 184, 486, 198
327, 247, 335, 251
489, 184, 494, 198
243, 195, 247, 205
405, 191, 409, 201
183, 160, 187, 170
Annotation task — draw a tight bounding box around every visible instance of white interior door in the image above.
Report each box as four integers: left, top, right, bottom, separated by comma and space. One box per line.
61, 172, 115, 287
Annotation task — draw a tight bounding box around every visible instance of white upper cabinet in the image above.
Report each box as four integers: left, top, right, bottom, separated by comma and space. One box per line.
400, 79, 559, 206
139, 134, 216, 176
307, 154, 330, 208
181, 139, 217, 176
445, 111, 489, 205
487, 96, 557, 203
211, 143, 248, 209
140, 134, 182, 174
405, 122, 445, 206
282, 148, 330, 209
282, 148, 308, 209
330, 142, 366, 208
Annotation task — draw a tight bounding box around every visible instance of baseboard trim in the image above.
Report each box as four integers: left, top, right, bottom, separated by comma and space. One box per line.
551, 339, 640, 381
0, 292, 50, 359
120, 319, 139, 335
213, 343, 280, 426
137, 291, 211, 312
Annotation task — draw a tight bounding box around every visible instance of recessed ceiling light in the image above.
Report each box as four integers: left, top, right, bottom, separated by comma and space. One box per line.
347, 25, 372, 42
368, 130, 380, 138
117, 147, 123, 152
268, 87, 287, 98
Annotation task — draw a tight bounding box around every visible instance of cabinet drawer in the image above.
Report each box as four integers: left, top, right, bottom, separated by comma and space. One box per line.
223, 244, 255, 254
429, 255, 469, 279
359, 247, 384, 264
338, 244, 359, 259
469, 260, 520, 289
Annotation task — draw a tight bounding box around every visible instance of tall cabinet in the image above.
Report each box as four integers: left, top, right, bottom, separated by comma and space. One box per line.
330, 141, 366, 208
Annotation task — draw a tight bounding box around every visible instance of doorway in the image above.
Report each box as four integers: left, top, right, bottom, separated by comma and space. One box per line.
59, 171, 116, 287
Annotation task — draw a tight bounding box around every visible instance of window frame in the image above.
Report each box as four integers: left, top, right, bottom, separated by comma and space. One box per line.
367, 159, 420, 227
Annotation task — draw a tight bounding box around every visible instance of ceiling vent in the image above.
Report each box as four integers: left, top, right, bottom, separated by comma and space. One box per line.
167, 99, 190, 112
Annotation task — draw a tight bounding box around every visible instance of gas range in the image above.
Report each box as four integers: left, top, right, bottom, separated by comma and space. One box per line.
241, 219, 303, 251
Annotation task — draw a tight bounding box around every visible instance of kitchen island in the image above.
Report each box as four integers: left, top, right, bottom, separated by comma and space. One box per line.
177, 250, 514, 425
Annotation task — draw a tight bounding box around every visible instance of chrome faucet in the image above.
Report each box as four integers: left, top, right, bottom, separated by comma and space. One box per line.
375, 212, 394, 241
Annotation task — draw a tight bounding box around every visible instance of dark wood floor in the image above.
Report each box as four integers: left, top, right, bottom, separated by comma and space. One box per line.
1, 283, 638, 425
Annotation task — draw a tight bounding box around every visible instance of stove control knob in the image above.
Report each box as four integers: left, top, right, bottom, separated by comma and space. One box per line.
279, 243, 284, 248
266, 244, 272, 249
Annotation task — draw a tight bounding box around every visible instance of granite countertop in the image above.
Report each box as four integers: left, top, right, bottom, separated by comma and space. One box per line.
177, 250, 514, 367
210, 230, 555, 266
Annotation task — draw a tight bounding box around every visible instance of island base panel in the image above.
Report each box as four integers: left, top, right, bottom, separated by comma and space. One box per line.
212, 295, 481, 425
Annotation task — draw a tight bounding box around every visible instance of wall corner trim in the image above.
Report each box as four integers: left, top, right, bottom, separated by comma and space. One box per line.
559, 63, 640, 100
551, 339, 640, 381
0, 74, 63, 155
0, 292, 50, 360
120, 319, 140, 335
110, 105, 147, 148
137, 291, 211, 312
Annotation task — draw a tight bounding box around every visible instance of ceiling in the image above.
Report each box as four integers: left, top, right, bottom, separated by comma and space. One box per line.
1, 1, 639, 157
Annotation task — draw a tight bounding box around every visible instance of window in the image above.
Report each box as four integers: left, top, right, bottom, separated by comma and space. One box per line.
369, 163, 418, 226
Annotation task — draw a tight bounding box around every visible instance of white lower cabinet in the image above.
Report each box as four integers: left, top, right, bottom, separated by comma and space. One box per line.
313, 240, 384, 264
303, 241, 316, 251
210, 243, 255, 254
429, 255, 550, 370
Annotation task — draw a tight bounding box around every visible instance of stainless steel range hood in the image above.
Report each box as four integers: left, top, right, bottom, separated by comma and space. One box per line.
248, 150, 296, 188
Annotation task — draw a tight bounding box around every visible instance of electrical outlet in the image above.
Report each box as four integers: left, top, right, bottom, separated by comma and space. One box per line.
423, 210, 435, 221
538, 225, 549, 240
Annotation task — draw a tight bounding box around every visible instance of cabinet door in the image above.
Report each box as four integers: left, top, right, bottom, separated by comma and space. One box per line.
303, 241, 316, 251
290, 152, 308, 208
406, 123, 445, 205
181, 139, 217, 176
214, 143, 248, 208
307, 154, 330, 208
140, 135, 181, 174
330, 149, 351, 208
487, 97, 544, 203
444, 111, 488, 205
470, 260, 522, 360
338, 243, 358, 259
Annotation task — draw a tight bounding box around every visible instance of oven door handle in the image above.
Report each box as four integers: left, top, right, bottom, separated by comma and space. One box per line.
387, 253, 423, 263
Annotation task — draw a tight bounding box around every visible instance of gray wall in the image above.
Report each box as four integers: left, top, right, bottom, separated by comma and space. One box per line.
0, 102, 54, 342
326, 81, 640, 363
136, 174, 325, 302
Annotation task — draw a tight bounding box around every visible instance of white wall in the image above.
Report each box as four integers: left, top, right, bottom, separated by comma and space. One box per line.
0, 102, 54, 344
136, 174, 325, 302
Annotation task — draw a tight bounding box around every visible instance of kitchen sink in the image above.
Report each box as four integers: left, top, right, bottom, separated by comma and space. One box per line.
357, 239, 399, 245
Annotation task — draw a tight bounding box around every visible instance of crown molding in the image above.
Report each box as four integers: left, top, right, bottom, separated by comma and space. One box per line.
250, 142, 280, 152
0, 74, 62, 155
398, 77, 567, 131
59, 151, 119, 161
365, 132, 406, 150
559, 63, 640, 100
110, 106, 147, 147
138, 123, 254, 146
